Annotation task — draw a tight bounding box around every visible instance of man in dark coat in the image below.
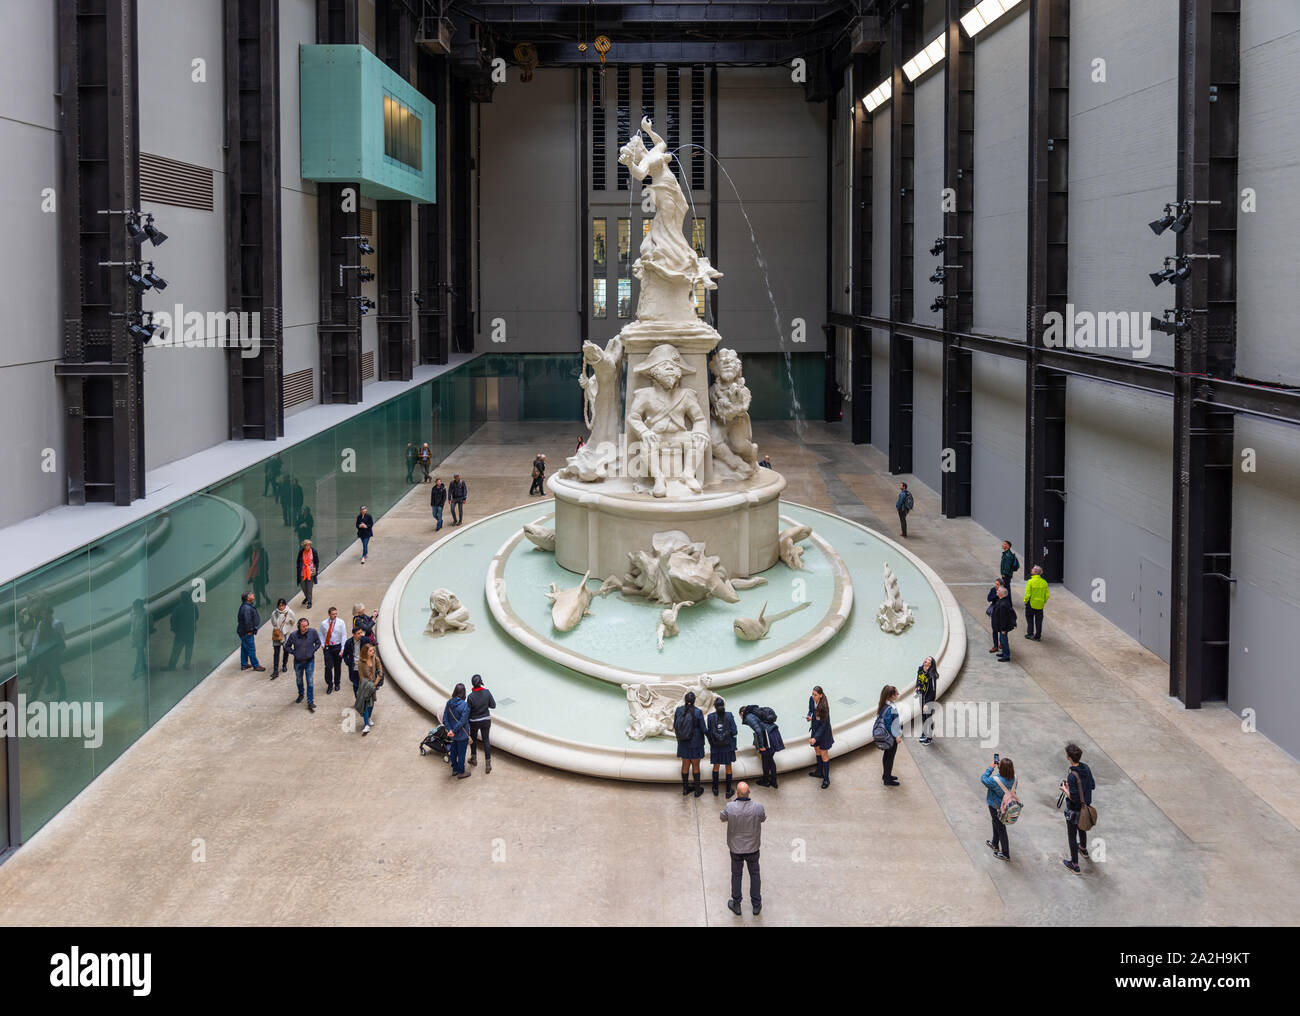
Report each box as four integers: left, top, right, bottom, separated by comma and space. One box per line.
430, 477, 447, 531
991, 586, 1017, 662
999, 539, 1020, 592
236, 591, 266, 672
285, 617, 322, 712
896, 482, 914, 538
529, 454, 547, 496
449, 474, 468, 526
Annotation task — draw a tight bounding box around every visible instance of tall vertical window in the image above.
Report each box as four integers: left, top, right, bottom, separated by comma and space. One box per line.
690, 66, 705, 191
617, 67, 630, 190
617, 218, 631, 272
617, 217, 632, 318
692, 218, 707, 318
383, 92, 422, 172
666, 67, 680, 157
641, 64, 655, 128
591, 72, 606, 191
592, 218, 607, 318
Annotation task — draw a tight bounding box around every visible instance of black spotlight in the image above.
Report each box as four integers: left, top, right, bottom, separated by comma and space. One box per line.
142, 215, 167, 246
1151, 311, 1189, 337
358, 268, 375, 283
142, 264, 168, 291
929, 237, 946, 256
1148, 205, 1176, 235
127, 265, 153, 291
412, 292, 424, 307
1149, 260, 1176, 287
1173, 258, 1192, 283
929, 268, 946, 284
929, 296, 946, 313
357, 238, 374, 255
1170, 204, 1192, 234
129, 314, 156, 341
126, 216, 145, 242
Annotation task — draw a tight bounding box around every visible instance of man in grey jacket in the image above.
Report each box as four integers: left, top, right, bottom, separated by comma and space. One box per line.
720, 781, 766, 915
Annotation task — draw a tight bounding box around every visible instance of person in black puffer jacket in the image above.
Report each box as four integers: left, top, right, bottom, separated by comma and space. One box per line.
1061, 742, 1096, 874
466, 674, 497, 773
674, 691, 707, 797
739, 705, 785, 789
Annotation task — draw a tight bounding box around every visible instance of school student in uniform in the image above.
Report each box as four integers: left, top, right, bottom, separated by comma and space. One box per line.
705, 697, 738, 798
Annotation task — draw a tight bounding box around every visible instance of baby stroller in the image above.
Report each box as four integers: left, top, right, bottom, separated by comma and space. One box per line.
419, 725, 453, 764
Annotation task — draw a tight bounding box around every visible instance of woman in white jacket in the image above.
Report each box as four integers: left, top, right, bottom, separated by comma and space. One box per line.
271, 598, 295, 677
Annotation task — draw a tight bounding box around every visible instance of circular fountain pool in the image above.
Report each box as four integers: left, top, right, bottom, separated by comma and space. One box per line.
379, 500, 965, 781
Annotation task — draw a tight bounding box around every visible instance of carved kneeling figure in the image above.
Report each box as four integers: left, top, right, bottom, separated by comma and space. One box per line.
426, 588, 474, 637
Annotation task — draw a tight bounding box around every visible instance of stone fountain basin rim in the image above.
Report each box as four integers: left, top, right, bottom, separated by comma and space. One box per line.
484, 511, 852, 688
547, 468, 785, 513
378, 499, 967, 782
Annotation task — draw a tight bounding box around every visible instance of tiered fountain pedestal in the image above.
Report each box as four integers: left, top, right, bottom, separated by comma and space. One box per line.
548, 467, 786, 580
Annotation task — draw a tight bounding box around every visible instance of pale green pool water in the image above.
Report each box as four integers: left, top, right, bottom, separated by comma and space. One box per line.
397, 502, 945, 751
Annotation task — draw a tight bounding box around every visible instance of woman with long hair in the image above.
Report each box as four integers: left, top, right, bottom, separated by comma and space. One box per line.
354, 649, 378, 736
915, 657, 940, 746
674, 690, 707, 797
878, 685, 901, 787
807, 686, 834, 789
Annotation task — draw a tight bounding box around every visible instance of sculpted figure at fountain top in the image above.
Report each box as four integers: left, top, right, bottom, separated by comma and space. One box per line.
619, 117, 722, 321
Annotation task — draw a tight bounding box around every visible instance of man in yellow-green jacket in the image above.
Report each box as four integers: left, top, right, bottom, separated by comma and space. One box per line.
1023, 565, 1050, 641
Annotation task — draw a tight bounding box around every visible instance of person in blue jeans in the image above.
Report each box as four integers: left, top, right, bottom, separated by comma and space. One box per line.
430, 478, 446, 531
236, 592, 266, 672
981, 756, 1017, 861
285, 617, 322, 713
355, 505, 375, 564
442, 683, 471, 779
991, 586, 1017, 662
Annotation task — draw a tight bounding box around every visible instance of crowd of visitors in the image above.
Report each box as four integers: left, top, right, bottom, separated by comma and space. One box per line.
238, 442, 1090, 914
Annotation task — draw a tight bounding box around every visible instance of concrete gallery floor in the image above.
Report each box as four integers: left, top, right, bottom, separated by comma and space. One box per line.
2, 421, 1298, 926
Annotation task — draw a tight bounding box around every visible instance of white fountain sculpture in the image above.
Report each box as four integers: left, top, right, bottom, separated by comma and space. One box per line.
778, 523, 813, 570
425, 589, 473, 637
876, 563, 915, 635
547, 116, 787, 582
621, 674, 716, 741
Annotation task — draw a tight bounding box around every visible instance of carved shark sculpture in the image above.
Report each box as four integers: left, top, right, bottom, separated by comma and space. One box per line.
522, 523, 556, 552
546, 570, 621, 632
778, 524, 813, 570
732, 600, 811, 641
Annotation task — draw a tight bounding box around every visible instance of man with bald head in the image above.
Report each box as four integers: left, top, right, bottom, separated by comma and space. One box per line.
720, 780, 767, 915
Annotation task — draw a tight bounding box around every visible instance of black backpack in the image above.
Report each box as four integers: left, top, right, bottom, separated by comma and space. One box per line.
754, 706, 778, 725
674, 707, 696, 740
